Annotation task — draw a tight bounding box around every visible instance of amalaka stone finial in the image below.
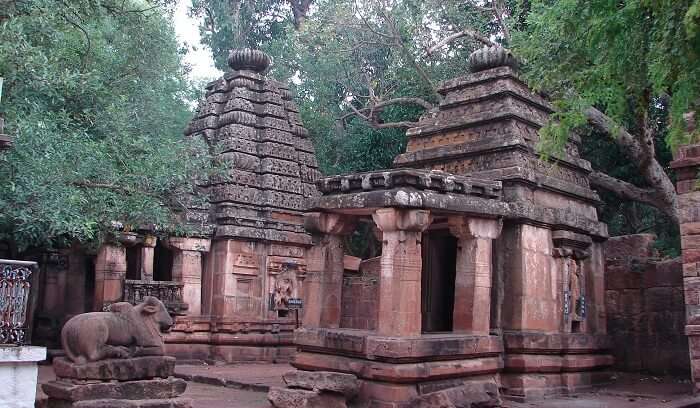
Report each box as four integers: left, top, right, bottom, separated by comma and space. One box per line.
468, 45, 518, 72
227, 48, 271, 72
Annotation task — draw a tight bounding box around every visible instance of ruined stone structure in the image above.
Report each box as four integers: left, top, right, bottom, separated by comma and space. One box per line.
294, 46, 613, 406
604, 234, 688, 375
671, 143, 700, 392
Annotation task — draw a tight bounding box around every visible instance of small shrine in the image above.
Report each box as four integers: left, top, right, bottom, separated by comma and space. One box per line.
292, 47, 612, 406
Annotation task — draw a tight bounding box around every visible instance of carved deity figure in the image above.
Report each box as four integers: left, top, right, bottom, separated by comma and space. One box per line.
61, 296, 173, 363
272, 271, 295, 311
568, 257, 585, 321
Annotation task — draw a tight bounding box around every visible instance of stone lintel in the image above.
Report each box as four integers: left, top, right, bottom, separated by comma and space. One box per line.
165, 237, 211, 253
317, 169, 502, 199
303, 212, 356, 236
294, 328, 502, 362
502, 332, 612, 354
214, 225, 312, 245
447, 217, 502, 240
292, 351, 502, 383
467, 167, 601, 205
308, 189, 507, 218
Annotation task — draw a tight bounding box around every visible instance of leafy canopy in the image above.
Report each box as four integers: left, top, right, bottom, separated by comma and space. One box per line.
0, 0, 210, 251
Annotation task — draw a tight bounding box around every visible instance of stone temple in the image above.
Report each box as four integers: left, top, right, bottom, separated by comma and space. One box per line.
28, 46, 619, 405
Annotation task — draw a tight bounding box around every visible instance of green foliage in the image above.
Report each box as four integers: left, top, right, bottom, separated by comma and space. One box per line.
194, 0, 504, 175
513, 0, 700, 149
0, 0, 209, 251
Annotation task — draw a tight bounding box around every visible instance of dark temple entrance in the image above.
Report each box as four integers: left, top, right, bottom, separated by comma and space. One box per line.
421, 230, 457, 333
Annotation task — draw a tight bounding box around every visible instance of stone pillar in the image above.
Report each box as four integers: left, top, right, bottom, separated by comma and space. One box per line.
168, 238, 211, 316
372, 209, 432, 336
671, 143, 700, 391
94, 244, 127, 311
140, 235, 157, 281
448, 217, 502, 334
303, 213, 355, 328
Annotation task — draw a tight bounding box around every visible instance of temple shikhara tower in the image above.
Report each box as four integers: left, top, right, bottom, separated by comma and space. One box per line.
166, 48, 322, 362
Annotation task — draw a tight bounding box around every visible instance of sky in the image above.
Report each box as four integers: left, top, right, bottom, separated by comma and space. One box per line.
173, 2, 223, 81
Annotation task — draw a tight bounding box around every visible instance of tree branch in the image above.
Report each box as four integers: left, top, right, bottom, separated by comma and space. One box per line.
426, 28, 499, 55
588, 171, 670, 211
584, 107, 678, 221
339, 97, 434, 130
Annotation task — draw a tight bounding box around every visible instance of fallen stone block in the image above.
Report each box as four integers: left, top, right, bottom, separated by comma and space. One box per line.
268, 386, 347, 408
411, 382, 501, 408
283, 370, 359, 397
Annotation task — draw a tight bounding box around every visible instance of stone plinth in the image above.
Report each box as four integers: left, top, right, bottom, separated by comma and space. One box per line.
43, 356, 191, 408
0, 346, 46, 408
671, 143, 700, 392
293, 328, 502, 407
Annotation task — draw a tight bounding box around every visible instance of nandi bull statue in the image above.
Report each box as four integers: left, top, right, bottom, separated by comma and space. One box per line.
61, 296, 173, 363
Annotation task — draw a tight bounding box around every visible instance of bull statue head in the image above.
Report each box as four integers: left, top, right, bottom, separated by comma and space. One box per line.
137, 296, 174, 333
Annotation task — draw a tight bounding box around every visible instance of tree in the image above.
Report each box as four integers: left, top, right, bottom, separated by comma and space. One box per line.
512, 0, 700, 224
0, 0, 210, 254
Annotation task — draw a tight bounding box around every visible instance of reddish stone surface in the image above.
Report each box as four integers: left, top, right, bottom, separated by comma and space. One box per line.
604, 245, 689, 375
53, 356, 175, 381
671, 142, 700, 390
604, 234, 658, 259
267, 387, 346, 408
340, 257, 379, 330
42, 378, 186, 401
282, 370, 359, 397
410, 381, 500, 408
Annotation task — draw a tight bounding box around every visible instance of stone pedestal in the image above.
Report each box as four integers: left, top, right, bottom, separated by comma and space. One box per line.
43, 356, 191, 407
0, 346, 46, 408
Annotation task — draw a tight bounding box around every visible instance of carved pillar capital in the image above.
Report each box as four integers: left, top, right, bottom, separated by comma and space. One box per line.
447, 216, 502, 239
372, 208, 432, 233
165, 237, 211, 253
304, 212, 356, 236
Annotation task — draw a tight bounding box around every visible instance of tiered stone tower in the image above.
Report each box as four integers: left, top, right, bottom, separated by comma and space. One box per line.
394, 46, 612, 399
168, 48, 322, 362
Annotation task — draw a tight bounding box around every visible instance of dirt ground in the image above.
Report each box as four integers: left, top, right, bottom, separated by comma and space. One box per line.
37, 364, 700, 408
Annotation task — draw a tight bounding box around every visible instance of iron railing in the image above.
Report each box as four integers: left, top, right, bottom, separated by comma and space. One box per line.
0, 260, 38, 345
123, 279, 188, 315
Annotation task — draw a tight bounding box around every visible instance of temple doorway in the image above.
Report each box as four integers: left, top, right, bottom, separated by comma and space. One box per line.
421, 230, 457, 333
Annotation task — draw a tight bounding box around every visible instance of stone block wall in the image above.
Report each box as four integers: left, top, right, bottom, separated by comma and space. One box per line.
340, 257, 379, 330
604, 234, 689, 375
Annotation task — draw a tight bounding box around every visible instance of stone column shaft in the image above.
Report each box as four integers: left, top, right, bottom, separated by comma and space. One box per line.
94, 244, 127, 311
448, 217, 502, 334
373, 209, 432, 336
140, 235, 157, 281
168, 238, 211, 317
303, 213, 355, 329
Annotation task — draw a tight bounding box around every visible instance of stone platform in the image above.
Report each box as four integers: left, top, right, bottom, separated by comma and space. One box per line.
293, 328, 503, 407
42, 356, 191, 408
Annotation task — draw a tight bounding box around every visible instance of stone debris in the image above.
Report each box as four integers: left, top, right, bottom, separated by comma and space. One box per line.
410, 382, 502, 408
282, 370, 359, 398
268, 370, 358, 408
